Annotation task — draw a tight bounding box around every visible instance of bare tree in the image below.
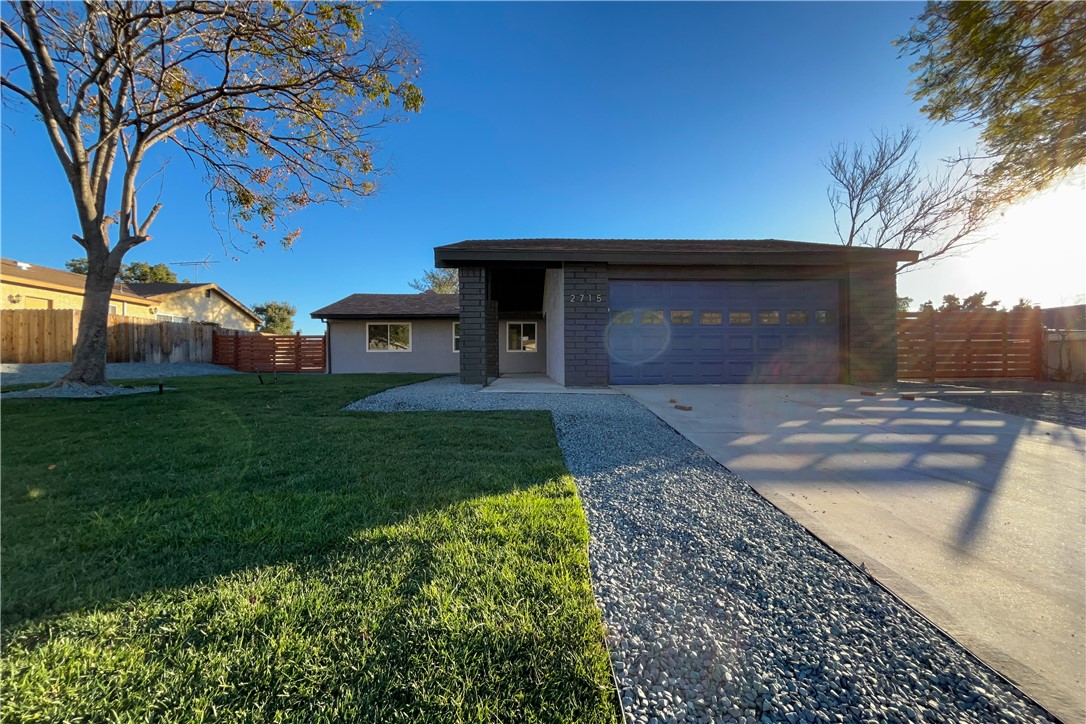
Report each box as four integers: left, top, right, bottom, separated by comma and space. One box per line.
1, 1, 423, 387
823, 127, 994, 272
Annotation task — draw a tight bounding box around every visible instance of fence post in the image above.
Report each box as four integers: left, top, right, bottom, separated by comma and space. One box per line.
1032, 307, 1045, 380
924, 308, 936, 383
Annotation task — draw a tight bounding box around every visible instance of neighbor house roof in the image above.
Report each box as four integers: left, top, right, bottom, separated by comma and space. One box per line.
127, 282, 262, 325
311, 293, 460, 320
434, 238, 920, 266
0, 257, 151, 304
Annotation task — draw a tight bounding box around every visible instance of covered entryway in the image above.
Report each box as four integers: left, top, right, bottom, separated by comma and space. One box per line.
607, 280, 840, 384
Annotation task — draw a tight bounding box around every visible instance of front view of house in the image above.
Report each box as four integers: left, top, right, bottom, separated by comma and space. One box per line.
312, 239, 916, 386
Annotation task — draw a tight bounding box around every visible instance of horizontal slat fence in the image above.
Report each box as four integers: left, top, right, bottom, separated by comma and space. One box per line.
1, 309, 228, 363
213, 333, 326, 373
897, 309, 1044, 381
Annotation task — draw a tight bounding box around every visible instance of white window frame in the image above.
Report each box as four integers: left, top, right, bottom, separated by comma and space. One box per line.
506, 321, 538, 353
367, 322, 412, 352
452, 321, 461, 353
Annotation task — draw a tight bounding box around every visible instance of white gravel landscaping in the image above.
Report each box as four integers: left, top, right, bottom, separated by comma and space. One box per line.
349, 376, 1052, 724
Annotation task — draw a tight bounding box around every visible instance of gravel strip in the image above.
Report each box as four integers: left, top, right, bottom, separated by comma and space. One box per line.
896, 380, 1086, 429
0, 362, 240, 387
349, 377, 1051, 724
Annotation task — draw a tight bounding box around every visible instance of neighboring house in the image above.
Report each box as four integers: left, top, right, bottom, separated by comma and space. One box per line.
0, 258, 261, 331
1, 257, 154, 317
126, 283, 262, 331
313, 238, 916, 386
1041, 304, 1086, 331
311, 292, 461, 374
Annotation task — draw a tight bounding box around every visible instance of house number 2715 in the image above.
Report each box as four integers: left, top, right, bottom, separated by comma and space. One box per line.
569, 294, 603, 303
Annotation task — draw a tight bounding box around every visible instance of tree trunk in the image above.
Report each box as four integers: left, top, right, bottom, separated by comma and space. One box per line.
56, 261, 121, 387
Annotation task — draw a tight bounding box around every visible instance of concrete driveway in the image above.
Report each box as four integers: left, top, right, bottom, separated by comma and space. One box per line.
618, 384, 1086, 724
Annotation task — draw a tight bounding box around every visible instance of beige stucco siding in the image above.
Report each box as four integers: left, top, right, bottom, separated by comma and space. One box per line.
155, 288, 258, 330
0, 280, 154, 317
328, 319, 460, 374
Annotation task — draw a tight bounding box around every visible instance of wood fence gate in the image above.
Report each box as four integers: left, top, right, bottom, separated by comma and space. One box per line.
213, 332, 326, 373
896, 309, 1044, 381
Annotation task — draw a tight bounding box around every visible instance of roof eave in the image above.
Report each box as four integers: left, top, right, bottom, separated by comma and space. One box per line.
434, 248, 919, 266
311, 312, 460, 320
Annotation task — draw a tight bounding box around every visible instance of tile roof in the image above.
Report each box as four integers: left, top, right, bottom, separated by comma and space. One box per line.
434, 238, 920, 265
0, 257, 148, 301
311, 293, 460, 319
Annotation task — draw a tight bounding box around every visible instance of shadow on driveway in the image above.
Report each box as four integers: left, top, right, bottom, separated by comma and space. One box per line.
619, 384, 1086, 724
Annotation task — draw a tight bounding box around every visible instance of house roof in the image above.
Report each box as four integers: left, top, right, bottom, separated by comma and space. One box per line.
125, 282, 208, 297
126, 282, 263, 324
311, 293, 460, 320
0, 257, 151, 304
434, 238, 920, 266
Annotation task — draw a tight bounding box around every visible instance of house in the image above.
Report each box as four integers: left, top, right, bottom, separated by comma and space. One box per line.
0, 258, 261, 331
313, 238, 917, 386
1, 257, 155, 317
311, 292, 461, 374
125, 283, 262, 331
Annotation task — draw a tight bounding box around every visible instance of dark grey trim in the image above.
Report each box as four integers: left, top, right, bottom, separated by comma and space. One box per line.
436, 249, 915, 267
313, 313, 459, 321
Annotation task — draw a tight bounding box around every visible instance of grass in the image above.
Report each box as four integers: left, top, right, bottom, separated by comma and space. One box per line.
1, 374, 619, 722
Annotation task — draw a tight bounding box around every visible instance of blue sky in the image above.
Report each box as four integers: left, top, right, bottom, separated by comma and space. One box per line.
2, 2, 1083, 333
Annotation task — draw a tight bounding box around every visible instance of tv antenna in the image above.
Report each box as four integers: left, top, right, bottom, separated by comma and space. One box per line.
168, 254, 219, 282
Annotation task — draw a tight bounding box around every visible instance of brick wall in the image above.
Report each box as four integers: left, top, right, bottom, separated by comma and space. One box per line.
847, 262, 899, 383
563, 263, 609, 387
458, 266, 498, 384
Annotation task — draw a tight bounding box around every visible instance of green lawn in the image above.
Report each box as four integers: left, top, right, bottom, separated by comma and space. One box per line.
1, 374, 618, 722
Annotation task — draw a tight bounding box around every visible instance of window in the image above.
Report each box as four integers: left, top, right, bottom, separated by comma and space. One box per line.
786, 310, 808, 325
757, 310, 781, 325
670, 310, 693, 325
641, 310, 664, 325
728, 311, 752, 325
204, 289, 212, 298
815, 310, 833, 325
156, 313, 188, 323
108, 304, 119, 315
452, 322, 461, 352
699, 311, 722, 325
611, 310, 634, 325
507, 322, 537, 352
368, 323, 411, 351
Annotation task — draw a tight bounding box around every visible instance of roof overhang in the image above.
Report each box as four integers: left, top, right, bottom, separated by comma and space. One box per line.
433, 239, 919, 268
312, 312, 459, 320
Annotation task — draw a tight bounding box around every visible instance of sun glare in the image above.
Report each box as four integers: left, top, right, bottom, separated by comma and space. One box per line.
900, 169, 1086, 310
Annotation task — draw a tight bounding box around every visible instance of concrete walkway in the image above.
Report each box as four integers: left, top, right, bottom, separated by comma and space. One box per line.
618, 384, 1086, 724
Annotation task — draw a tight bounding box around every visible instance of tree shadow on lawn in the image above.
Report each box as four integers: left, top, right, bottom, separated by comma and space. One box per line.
1, 375, 618, 720
0, 375, 565, 625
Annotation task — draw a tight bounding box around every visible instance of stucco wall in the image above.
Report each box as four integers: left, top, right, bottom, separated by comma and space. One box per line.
328, 318, 460, 374
0, 280, 154, 317
544, 268, 565, 385
498, 318, 547, 374
155, 288, 258, 331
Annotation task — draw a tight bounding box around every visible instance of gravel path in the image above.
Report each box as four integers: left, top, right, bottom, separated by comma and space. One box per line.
0, 362, 240, 386
349, 377, 1051, 724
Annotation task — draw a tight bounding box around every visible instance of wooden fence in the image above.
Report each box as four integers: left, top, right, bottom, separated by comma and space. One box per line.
213, 332, 326, 373
897, 309, 1044, 381
1, 309, 224, 364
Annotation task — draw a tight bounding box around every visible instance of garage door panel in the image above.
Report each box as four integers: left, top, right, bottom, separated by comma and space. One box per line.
608, 279, 840, 384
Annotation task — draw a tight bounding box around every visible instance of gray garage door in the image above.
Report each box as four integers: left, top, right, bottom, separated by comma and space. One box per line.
607, 280, 840, 384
